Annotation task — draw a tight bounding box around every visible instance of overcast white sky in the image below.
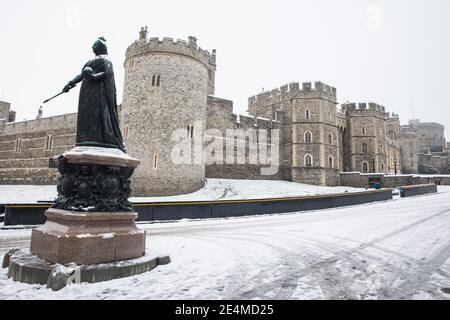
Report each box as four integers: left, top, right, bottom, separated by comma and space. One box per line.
0, 0, 449, 139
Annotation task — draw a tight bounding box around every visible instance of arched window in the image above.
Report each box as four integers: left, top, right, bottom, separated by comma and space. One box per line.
381, 163, 385, 172
190, 126, 194, 139
362, 127, 366, 135
187, 126, 190, 138
362, 162, 369, 173
305, 154, 313, 167
156, 75, 161, 87
328, 155, 334, 168
328, 133, 333, 144
304, 131, 312, 143
305, 109, 311, 119
362, 143, 368, 154
151, 75, 156, 86
380, 144, 384, 154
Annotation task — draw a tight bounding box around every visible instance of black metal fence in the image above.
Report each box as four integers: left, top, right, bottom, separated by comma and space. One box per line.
399, 184, 438, 198
3, 189, 393, 226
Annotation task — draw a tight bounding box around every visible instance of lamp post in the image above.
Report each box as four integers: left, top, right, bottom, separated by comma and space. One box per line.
394, 157, 398, 175
372, 153, 376, 173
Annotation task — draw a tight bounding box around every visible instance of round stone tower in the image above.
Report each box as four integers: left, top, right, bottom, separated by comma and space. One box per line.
122, 27, 216, 196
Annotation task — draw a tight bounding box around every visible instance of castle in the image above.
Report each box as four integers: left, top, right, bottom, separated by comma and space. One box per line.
0, 28, 448, 196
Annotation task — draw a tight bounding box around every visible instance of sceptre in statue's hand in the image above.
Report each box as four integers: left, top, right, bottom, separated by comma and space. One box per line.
61, 67, 93, 93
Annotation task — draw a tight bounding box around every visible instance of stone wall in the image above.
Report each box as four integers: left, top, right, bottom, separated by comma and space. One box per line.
0, 113, 77, 184
206, 96, 236, 133
205, 164, 288, 181
205, 97, 281, 181
398, 131, 418, 174
340, 172, 450, 188
419, 152, 449, 174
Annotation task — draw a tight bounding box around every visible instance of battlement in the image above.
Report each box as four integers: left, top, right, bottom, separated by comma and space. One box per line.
341, 102, 387, 115
248, 81, 337, 107
415, 122, 445, 130
125, 28, 216, 67
1, 112, 77, 136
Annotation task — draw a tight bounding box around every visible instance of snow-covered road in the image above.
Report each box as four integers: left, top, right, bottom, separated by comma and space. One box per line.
1, 187, 450, 300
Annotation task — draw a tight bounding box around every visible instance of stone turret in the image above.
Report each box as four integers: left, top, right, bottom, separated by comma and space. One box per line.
122, 28, 216, 196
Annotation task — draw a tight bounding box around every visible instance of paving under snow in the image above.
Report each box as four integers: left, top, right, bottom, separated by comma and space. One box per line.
0, 179, 363, 204
0, 186, 449, 300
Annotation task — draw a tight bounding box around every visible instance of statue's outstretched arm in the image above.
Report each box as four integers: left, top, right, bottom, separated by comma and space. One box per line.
63, 73, 84, 92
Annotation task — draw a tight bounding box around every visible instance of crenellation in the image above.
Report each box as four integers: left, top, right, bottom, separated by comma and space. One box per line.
126, 34, 213, 68
289, 82, 300, 92
314, 81, 324, 91
302, 82, 312, 90
162, 37, 174, 43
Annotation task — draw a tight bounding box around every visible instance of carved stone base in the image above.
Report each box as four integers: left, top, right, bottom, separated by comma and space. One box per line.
50, 147, 140, 212
30, 208, 146, 265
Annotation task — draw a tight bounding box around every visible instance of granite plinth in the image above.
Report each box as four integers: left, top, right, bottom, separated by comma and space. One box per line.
30, 208, 146, 265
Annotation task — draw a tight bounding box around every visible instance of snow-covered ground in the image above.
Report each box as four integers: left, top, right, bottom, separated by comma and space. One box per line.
0, 179, 364, 204
0, 186, 449, 300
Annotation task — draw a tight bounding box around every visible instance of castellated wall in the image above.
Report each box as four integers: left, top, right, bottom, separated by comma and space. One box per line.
248, 81, 337, 120
0, 113, 77, 184
122, 35, 210, 196
205, 96, 286, 181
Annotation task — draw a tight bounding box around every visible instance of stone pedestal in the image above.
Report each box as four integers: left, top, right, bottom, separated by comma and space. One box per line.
31, 208, 146, 265
6, 146, 170, 286
31, 146, 145, 265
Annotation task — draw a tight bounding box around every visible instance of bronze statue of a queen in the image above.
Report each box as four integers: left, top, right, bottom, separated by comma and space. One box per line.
63, 37, 125, 152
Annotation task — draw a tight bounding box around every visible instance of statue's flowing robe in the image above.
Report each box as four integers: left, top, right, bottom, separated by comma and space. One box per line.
76, 54, 125, 151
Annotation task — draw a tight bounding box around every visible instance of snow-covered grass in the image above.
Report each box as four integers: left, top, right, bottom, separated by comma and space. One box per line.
0, 179, 364, 204
0, 186, 449, 300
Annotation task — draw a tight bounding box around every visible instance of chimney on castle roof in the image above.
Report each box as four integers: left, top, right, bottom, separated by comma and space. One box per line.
36, 106, 43, 119
139, 26, 148, 42
188, 36, 198, 49
8, 111, 16, 123
211, 49, 217, 64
